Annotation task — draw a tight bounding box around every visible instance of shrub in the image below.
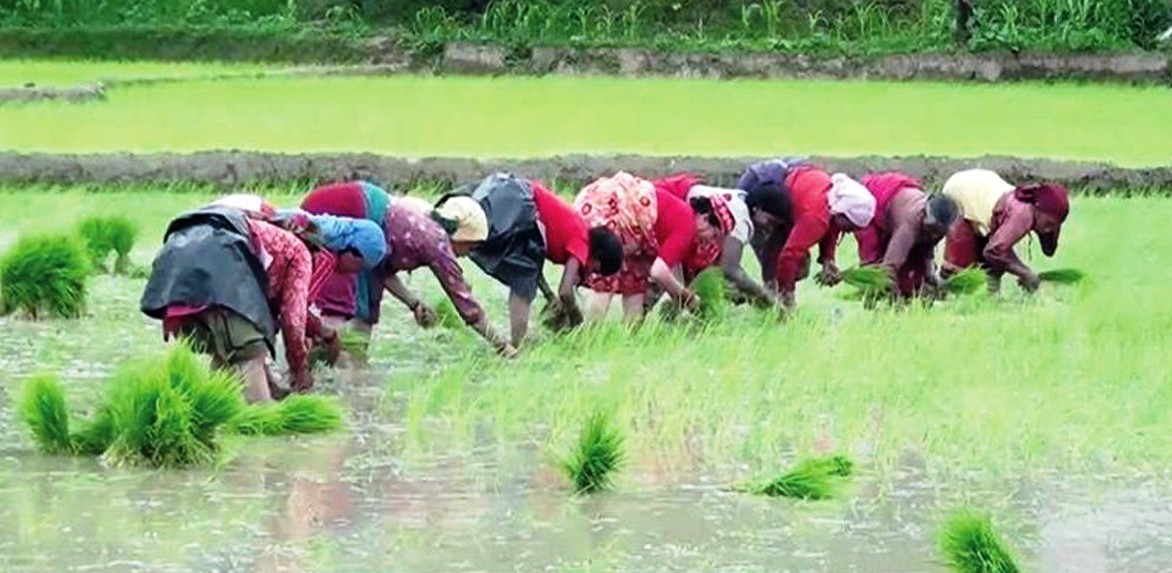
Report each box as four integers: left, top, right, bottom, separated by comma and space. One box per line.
0, 234, 90, 319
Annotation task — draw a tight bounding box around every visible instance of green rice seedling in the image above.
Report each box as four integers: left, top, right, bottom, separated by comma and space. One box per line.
943, 268, 988, 296
101, 343, 244, 468
19, 374, 76, 455
1038, 268, 1085, 285
560, 410, 625, 495
747, 460, 836, 500
70, 407, 116, 456
77, 216, 139, 274
230, 395, 345, 436
433, 295, 463, 329
795, 454, 855, 477
691, 268, 727, 321
938, 510, 1022, 573
0, 234, 90, 319
841, 265, 894, 292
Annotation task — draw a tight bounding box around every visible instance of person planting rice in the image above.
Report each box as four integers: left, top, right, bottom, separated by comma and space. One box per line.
430, 173, 624, 347
736, 157, 808, 291
571, 172, 709, 321
855, 172, 961, 298
648, 173, 766, 307
298, 181, 391, 351
738, 160, 876, 310
368, 193, 518, 357
140, 205, 385, 402
940, 168, 1071, 293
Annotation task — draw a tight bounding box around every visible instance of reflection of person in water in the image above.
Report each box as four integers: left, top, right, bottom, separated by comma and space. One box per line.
254, 447, 356, 573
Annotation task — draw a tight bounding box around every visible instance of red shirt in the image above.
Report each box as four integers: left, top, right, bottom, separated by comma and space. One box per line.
532, 183, 590, 267
652, 189, 696, 267
777, 167, 836, 293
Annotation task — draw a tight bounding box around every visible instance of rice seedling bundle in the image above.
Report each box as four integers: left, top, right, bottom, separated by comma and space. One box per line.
1037, 268, 1085, 284
746, 454, 855, 500
308, 330, 369, 367
560, 410, 625, 495
938, 510, 1022, 573
19, 374, 75, 455
943, 268, 988, 295
229, 394, 345, 436
0, 234, 90, 319
77, 215, 138, 274
840, 266, 894, 293
433, 295, 463, 329
691, 268, 727, 321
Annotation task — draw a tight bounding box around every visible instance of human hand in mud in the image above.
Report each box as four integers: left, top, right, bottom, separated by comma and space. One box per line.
317, 326, 343, 366
814, 261, 841, 287
679, 289, 700, 313
496, 341, 519, 359
290, 368, 314, 393
412, 301, 438, 328
1018, 271, 1041, 293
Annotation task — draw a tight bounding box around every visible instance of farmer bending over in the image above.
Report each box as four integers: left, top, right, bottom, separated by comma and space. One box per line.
856, 172, 961, 298
431, 173, 625, 347
141, 204, 384, 402
940, 169, 1070, 294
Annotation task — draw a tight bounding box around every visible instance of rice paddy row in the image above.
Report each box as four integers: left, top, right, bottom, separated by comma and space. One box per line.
1, 74, 1170, 165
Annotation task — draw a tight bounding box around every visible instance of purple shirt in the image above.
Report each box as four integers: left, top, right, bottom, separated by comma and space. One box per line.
381, 201, 485, 325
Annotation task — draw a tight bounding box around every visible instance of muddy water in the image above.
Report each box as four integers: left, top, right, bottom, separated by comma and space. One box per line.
3, 281, 1172, 572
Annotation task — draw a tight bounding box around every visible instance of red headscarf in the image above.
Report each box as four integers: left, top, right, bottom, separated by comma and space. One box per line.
707, 194, 736, 236
1014, 183, 1070, 256
653, 173, 702, 200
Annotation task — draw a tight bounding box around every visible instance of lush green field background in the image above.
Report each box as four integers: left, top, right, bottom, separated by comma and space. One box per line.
2, 74, 1171, 166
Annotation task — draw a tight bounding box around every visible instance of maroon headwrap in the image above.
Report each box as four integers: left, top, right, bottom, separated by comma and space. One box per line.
1014, 182, 1070, 256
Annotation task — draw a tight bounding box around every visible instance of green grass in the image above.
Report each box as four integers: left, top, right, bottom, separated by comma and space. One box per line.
938, 510, 1022, 573
0, 233, 90, 319
0, 59, 278, 87
1, 76, 1170, 165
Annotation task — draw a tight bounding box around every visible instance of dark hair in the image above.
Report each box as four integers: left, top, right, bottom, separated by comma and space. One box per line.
744, 183, 791, 222
926, 194, 960, 227
688, 196, 721, 228
588, 226, 624, 276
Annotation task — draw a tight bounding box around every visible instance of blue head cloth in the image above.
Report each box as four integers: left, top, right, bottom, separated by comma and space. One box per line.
308, 213, 387, 270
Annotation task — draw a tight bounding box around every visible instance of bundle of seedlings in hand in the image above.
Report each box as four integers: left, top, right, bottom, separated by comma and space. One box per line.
309, 330, 369, 367
746, 454, 856, 500
690, 268, 728, 321
229, 394, 345, 436
1037, 268, 1085, 285
0, 234, 90, 319
433, 295, 463, 329
77, 216, 138, 275
100, 342, 247, 468
560, 410, 625, 495
841, 266, 894, 293
943, 268, 988, 296
938, 510, 1022, 573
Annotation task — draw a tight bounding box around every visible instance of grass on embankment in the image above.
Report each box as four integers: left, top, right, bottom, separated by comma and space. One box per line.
0, 75, 1170, 166
0, 59, 278, 87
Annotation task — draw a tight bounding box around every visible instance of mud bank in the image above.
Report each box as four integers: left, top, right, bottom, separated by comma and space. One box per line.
1, 152, 1169, 195
0, 83, 105, 105
449, 43, 1172, 83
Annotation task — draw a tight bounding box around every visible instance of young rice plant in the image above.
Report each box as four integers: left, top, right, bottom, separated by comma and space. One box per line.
0, 234, 90, 319
938, 510, 1022, 573
560, 409, 625, 495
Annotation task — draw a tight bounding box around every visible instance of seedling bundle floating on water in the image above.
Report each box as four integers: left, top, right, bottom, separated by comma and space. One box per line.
560, 410, 625, 495
938, 510, 1022, 573
20, 343, 345, 468
745, 454, 855, 500
0, 233, 90, 319
77, 215, 138, 275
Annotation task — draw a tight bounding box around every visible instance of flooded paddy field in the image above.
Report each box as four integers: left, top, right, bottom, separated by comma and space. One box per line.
1, 189, 1171, 572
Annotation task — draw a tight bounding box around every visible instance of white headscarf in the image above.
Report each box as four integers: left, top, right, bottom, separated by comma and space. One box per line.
434, 196, 489, 242
827, 173, 876, 227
